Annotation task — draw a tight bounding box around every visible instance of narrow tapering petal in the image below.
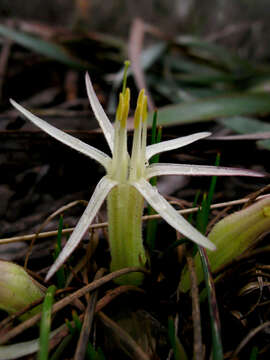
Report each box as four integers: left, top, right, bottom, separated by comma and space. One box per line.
146, 132, 211, 161
45, 176, 117, 281
133, 179, 216, 250
146, 163, 266, 179
85, 73, 115, 153
10, 99, 111, 169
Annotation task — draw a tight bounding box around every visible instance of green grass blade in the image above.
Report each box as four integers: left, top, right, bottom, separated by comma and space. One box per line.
149, 93, 270, 127
195, 154, 223, 359
197, 247, 223, 360
49, 334, 73, 360
249, 346, 259, 360
0, 25, 89, 69
53, 216, 66, 289
168, 317, 188, 360
38, 285, 57, 360
146, 111, 162, 251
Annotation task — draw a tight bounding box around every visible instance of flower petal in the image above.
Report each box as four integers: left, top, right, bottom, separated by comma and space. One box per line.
85, 73, 115, 153
10, 99, 111, 169
45, 176, 117, 281
146, 132, 211, 161
133, 178, 216, 250
146, 163, 266, 179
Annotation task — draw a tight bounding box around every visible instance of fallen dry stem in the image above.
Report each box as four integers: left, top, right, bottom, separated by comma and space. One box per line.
1, 194, 270, 246
48, 285, 144, 352
74, 268, 105, 360
186, 253, 203, 360
98, 311, 150, 360
0, 267, 147, 345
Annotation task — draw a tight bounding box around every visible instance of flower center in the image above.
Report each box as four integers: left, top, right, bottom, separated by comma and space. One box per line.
109, 87, 148, 183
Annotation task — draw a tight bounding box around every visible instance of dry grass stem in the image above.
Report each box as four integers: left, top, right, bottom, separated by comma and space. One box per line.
0, 267, 147, 344
1, 194, 270, 246
74, 268, 105, 360
98, 311, 150, 360
186, 253, 203, 360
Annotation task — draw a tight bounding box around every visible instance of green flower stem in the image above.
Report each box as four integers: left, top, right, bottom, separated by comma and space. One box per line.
107, 184, 146, 285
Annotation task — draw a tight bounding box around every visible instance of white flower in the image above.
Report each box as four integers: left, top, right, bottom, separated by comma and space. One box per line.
10, 73, 264, 284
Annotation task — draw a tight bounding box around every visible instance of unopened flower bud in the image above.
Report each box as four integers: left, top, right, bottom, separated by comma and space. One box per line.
0, 260, 45, 319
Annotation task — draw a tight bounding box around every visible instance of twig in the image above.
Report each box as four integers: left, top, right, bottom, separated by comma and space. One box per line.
24, 200, 88, 269
1, 194, 269, 245
128, 18, 155, 111
0, 267, 147, 345
74, 268, 105, 360
48, 285, 144, 352
98, 311, 150, 360
186, 253, 203, 360
232, 321, 270, 358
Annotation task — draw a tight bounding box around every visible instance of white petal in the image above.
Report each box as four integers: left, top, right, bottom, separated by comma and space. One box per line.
146, 132, 211, 160
45, 176, 117, 281
0, 328, 61, 360
146, 163, 266, 179
85, 73, 114, 153
10, 99, 111, 169
133, 179, 216, 250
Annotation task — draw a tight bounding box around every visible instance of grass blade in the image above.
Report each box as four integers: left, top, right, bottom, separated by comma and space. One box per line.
168, 317, 188, 360
150, 93, 270, 127
146, 110, 162, 251
53, 216, 66, 289
195, 154, 223, 359
0, 25, 89, 69
38, 285, 57, 360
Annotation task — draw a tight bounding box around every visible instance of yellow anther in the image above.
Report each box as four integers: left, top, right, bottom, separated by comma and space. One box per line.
134, 105, 141, 129
134, 89, 145, 129
137, 89, 145, 108
142, 95, 148, 122
116, 93, 124, 122
120, 88, 130, 128
134, 103, 141, 129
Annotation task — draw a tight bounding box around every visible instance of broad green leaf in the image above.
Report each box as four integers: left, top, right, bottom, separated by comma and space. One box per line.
219, 116, 270, 133
174, 35, 253, 72
0, 25, 89, 69
219, 116, 270, 150
151, 93, 270, 126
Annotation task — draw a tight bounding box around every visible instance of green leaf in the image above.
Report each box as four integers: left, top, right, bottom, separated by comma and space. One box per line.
0, 25, 89, 69
38, 285, 57, 360
150, 93, 270, 126
219, 116, 270, 150
53, 215, 66, 289
174, 35, 252, 72
168, 317, 188, 360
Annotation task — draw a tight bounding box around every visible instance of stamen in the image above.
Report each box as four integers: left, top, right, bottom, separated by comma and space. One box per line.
141, 95, 148, 170
134, 89, 145, 129
116, 93, 124, 122
130, 90, 148, 180
121, 88, 130, 128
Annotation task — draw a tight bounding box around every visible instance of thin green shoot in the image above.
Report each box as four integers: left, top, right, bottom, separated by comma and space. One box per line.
195, 153, 223, 360
72, 310, 82, 332
249, 346, 259, 360
196, 153, 220, 235
49, 333, 73, 360
53, 215, 66, 288
38, 285, 57, 360
167, 317, 188, 360
146, 110, 162, 251
65, 311, 105, 360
